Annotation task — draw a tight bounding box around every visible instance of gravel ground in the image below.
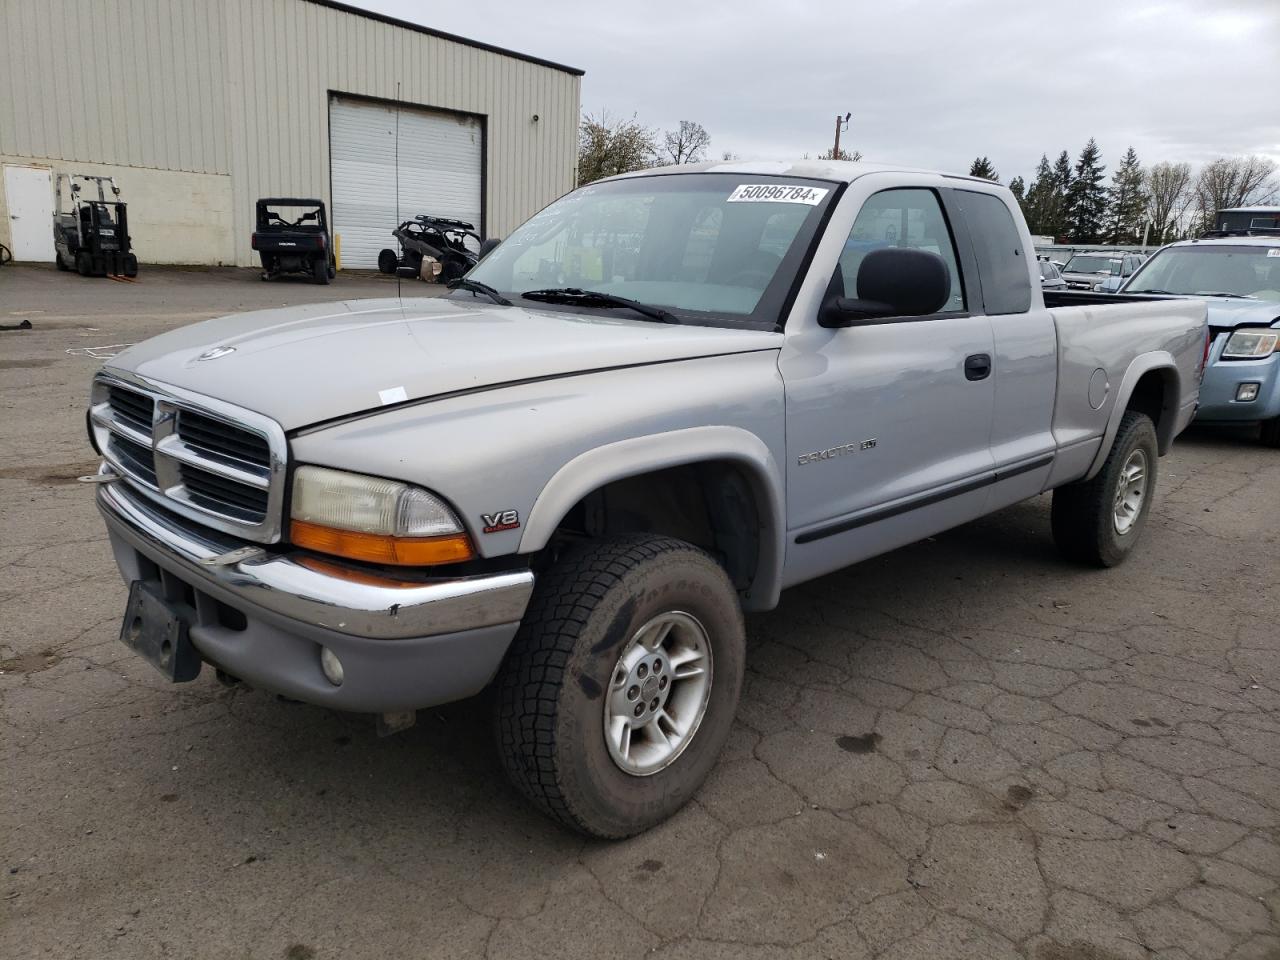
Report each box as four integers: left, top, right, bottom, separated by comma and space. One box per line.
1, 264, 1277, 959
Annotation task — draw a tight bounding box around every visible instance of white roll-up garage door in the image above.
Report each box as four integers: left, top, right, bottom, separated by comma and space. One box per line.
329, 95, 483, 270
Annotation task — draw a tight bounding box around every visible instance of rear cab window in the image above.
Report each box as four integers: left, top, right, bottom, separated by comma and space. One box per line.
954, 191, 1032, 315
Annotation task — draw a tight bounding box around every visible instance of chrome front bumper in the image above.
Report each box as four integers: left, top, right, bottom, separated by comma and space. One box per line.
96, 479, 536, 712
97, 480, 534, 640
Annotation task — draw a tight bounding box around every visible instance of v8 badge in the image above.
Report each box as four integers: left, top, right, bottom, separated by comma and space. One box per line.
481, 509, 520, 534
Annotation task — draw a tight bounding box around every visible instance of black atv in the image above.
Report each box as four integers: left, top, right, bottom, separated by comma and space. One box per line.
53, 174, 138, 278
252, 198, 336, 284
378, 215, 480, 282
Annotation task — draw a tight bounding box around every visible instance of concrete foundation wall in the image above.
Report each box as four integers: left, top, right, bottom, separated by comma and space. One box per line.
0, 156, 235, 265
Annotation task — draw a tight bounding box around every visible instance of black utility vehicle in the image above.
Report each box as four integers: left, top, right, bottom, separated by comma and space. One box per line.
53, 174, 138, 278
378, 215, 480, 281
251, 198, 335, 283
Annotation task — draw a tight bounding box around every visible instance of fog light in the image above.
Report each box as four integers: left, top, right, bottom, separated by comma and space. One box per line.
1236, 383, 1261, 402
320, 646, 344, 686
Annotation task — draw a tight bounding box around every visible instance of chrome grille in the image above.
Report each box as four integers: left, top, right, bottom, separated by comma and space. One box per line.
109, 433, 158, 486
179, 463, 269, 520
90, 375, 286, 543
177, 410, 271, 469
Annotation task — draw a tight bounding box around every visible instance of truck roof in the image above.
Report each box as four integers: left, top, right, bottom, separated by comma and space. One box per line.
607, 159, 1005, 188
1165, 235, 1280, 249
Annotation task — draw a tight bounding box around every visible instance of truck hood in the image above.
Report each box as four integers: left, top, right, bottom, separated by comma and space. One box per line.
1202, 297, 1280, 330
104, 296, 782, 430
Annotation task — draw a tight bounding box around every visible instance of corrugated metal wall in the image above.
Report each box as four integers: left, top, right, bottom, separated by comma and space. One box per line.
0, 0, 581, 266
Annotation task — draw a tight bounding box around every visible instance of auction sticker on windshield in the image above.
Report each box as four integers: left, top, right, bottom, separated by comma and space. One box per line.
728, 184, 829, 205
1268, 249, 1280, 257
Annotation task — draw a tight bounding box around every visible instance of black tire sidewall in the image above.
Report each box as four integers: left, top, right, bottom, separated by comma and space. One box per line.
554, 545, 744, 837
1095, 414, 1159, 564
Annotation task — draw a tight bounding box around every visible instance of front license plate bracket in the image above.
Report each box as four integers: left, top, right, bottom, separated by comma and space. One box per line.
119, 580, 202, 682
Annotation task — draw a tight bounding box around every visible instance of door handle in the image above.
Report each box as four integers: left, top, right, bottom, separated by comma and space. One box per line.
964, 353, 991, 381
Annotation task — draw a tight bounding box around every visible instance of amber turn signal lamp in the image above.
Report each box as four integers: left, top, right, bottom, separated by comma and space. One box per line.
291, 520, 474, 566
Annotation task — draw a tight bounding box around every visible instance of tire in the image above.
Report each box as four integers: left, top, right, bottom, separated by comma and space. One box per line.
54, 251, 69, 271
495, 535, 745, 838
75, 252, 91, 276
377, 249, 398, 275
312, 257, 329, 285
1259, 417, 1280, 448
1052, 410, 1158, 567
123, 254, 138, 278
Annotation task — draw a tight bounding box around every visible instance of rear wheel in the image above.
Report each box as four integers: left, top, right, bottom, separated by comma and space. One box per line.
75, 252, 91, 276
1052, 410, 1158, 567
1261, 417, 1280, 448
312, 257, 329, 285
495, 535, 745, 838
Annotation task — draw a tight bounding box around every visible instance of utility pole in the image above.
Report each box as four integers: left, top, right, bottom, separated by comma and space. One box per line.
832, 112, 851, 160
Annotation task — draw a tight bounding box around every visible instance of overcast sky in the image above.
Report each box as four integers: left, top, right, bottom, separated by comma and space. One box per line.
358, 0, 1279, 185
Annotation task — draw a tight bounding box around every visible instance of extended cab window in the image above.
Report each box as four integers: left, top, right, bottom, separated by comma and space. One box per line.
839, 188, 965, 313
957, 191, 1032, 315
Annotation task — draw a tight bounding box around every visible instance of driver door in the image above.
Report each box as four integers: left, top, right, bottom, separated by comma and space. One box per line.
779, 184, 996, 586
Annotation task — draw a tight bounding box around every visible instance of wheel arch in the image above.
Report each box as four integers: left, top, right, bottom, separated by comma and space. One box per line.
518, 426, 786, 611
1085, 353, 1181, 480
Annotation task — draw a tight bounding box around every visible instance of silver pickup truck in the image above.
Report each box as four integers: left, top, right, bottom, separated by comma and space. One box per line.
88, 162, 1207, 837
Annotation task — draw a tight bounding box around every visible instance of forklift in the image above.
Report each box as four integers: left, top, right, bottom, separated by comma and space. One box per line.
52, 174, 138, 278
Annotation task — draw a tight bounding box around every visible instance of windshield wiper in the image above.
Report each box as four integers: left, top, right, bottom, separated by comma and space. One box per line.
447, 277, 511, 305
520, 288, 679, 324
1128, 288, 1178, 295
1193, 291, 1255, 299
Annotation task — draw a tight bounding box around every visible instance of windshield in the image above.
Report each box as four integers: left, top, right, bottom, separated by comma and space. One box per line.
463, 173, 838, 328
1124, 245, 1280, 300
1064, 254, 1121, 274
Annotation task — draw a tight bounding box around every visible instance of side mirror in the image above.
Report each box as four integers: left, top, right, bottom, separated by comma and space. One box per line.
819, 247, 950, 327
478, 237, 501, 260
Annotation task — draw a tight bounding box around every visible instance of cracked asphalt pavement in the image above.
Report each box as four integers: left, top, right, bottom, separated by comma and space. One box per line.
2, 265, 1277, 959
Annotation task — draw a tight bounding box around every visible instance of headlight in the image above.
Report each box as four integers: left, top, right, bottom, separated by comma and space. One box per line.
1222, 328, 1280, 360
290, 465, 474, 566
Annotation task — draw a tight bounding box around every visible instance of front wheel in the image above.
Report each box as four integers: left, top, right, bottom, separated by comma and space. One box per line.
1051, 410, 1158, 567
495, 535, 745, 838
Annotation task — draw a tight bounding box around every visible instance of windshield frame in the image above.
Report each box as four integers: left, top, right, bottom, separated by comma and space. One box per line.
1121, 243, 1280, 300
454, 172, 844, 332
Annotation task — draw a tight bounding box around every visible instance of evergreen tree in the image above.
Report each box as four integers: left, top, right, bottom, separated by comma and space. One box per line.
1008, 175, 1026, 204
969, 156, 999, 181
1107, 146, 1146, 244
1023, 154, 1055, 236
1050, 150, 1074, 239
1065, 139, 1107, 243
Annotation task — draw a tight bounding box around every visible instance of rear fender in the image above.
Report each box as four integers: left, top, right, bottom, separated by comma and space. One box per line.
1084, 352, 1179, 479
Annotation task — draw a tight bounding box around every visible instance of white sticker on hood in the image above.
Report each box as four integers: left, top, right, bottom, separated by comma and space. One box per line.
727, 184, 829, 205
378, 386, 408, 405
1267, 248, 1280, 257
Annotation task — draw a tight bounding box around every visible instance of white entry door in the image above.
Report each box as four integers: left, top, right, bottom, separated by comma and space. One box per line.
4, 165, 55, 261
329, 96, 483, 269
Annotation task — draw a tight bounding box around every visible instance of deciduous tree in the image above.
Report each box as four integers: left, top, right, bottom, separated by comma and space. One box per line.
577, 111, 658, 186
1145, 161, 1194, 243
1193, 156, 1278, 230
663, 120, 711, 165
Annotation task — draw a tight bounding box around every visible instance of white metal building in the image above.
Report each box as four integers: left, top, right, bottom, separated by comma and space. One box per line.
0, 0, 582, 268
